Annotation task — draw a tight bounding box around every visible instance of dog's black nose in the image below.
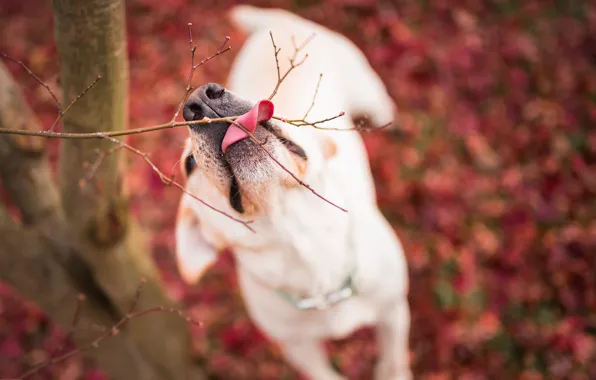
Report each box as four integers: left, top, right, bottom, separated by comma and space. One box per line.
204, 83, 225, 100
183, 83, 227, 121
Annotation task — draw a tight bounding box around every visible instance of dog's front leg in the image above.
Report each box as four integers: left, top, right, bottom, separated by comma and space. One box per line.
277, 339, 346, 380
375, 300, 412, 380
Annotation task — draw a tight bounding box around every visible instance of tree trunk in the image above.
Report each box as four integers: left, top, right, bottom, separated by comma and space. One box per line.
0, 61, 161, 380
0, 1, 204, 379
51, 1, 202, 379
52, 0, 129, 236
0, 205, 160, 380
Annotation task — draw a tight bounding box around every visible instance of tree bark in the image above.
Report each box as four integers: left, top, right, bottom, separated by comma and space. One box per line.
50, 1, 202, 379
0, 63, 59, 225
0, 206, 162, 380
0, 0, 204, 377
0, 61, 161, 379
52, 0, 129, 238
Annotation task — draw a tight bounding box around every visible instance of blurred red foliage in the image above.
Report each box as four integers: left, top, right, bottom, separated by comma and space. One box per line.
1, 0, 595, 379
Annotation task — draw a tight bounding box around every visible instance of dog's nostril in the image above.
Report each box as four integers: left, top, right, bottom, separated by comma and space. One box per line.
205, 84, 225, 100
183, 100, 205, 121
189, 104, 202, 117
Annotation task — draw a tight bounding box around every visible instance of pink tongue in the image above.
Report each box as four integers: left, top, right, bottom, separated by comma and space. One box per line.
222, 99, 275, 153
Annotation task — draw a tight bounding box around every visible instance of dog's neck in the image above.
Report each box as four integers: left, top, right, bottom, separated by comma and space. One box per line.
231, 187, 356, 300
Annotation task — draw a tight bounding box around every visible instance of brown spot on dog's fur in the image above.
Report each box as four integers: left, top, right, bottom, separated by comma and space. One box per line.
322, 135, 338, 160
178, 206, 199, 227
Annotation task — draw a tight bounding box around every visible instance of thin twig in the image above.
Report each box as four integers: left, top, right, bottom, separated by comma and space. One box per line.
127, 277, 146, 313
303, 73, 323, 120
2, 31, 354, 226
268, 32, 315, 100
1, 53, 102, 132
49, 74, 103, 131
354, 120, 393, 133
291, 34, 316, 54
71, 294, 86, 328
1, 53, 61, 106
170, 27, 231, 123
2, 41, 252, 229
0, 111, 352, 139
18, 280, 201, 380
101, 135, 255, 231
81, 145, 124, 187
280, 113, 392, 132
277, 111, 346, 130
0, 116, 234, 139
225, 118, 347, 213
43, 293, 87, 364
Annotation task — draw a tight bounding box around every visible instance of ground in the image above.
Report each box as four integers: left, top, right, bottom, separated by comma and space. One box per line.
1, 0, 595, 379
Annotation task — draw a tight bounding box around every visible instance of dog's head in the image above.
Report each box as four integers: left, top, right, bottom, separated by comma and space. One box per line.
181, 83, 335, 219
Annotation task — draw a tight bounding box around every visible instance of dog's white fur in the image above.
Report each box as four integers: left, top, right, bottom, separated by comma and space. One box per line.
176, 5, 411, 380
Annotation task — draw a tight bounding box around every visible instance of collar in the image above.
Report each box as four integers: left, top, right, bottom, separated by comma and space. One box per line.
241, 217, 358, 311
275, 217, 358, 311
275, 274, 357, 311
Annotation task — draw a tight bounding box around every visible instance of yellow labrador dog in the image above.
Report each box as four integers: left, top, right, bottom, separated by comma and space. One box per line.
175, 5, 411, 380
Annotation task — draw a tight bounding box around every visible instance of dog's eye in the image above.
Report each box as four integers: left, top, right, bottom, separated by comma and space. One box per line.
277, 136, 307, 160
184, 154, 197, 176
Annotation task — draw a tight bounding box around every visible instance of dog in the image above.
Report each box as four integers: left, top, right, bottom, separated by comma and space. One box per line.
175, 5, 411, 380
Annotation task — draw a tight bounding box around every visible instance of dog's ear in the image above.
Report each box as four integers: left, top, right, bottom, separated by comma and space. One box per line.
175, 188, 218, 284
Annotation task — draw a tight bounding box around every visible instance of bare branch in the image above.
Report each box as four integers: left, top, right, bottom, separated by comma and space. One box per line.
44, 292, 87, 364
0, 34, 350, 141
0, 111, 356, 139
2, 37, 252, 231
276, 111, 345, 130
170, 27, 231, 123
72, 293, 86, 328
1, 53, 102, 132
279, 113, 392, 132
1, 53, 61, 107
303, 73, 323, 120
0, 80, 249, 228
268, 32, 315, 100
353, 119, 393, 132
49, 74, 102, 131
100, 135, 255, 231
0, 208, 163, 380
81, 144, 124, 186
225, 118, 347, 213
3, 50, 251, 229
18, 280, 202, 380
0, 116, 232, 138
1, 52, 347, 221
127, 277, 146, 313
1, 29, 359, 229
291, 34, 316, 52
